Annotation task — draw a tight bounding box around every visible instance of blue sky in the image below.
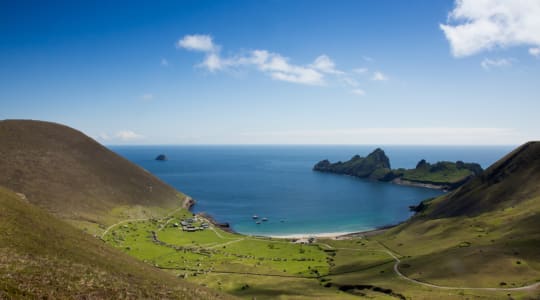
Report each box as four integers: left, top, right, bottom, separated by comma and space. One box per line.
1, 0, 539, 145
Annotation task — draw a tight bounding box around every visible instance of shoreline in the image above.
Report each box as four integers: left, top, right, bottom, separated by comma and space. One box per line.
255, 224, 397, 240
181, 195, 196, 209
391, 178, 449, 190
316, 171, 459, 191
184, 195, 398, 240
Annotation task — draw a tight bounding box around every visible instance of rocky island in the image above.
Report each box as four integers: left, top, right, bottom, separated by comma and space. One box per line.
314, 148, 483, 190
155, 154, 168, 161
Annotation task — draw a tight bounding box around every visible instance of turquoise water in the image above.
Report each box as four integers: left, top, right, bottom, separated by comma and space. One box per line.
110, 145, 514, 236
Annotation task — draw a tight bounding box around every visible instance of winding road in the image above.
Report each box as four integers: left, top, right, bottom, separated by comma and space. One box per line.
323, 242, 540, 292
101, 203, 540, 292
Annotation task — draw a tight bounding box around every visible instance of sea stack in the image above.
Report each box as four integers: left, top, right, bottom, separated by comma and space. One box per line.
155, 154, 168, 161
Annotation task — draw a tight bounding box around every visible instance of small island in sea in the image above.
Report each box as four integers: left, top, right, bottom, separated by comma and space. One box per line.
314, 148, 483, 190
155, 154, 168, 161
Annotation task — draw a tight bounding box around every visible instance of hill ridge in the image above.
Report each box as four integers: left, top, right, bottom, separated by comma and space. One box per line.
0, 119, 186, 233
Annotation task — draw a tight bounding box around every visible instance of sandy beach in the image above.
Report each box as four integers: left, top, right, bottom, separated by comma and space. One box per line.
266, 225, 394, 240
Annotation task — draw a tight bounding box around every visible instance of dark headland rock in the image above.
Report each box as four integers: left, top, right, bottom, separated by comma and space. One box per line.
314, 148, 392, 180
314, 148, 483, 190
155, 154, 168, 161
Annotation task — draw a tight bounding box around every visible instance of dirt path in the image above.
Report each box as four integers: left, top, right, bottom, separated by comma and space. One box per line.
100, 218, 148, 239
206, 238, 245, 249
101, 196, 191, 239
325, 242, 540, 292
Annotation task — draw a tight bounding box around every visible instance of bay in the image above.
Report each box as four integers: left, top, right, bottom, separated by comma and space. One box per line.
110, 145, 514, 236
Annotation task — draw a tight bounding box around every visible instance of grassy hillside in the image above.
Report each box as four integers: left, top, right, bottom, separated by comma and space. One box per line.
429, 141, 540, 217
395, 160, 482, 186
0, 186, 231, 299
363, 142, 540, 295
0, 120, 186, 233
2, 119, 538, 299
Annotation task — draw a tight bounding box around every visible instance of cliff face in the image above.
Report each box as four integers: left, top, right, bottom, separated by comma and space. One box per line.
313, 148, 392, 180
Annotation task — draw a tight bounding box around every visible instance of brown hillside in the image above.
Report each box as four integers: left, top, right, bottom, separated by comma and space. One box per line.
0, 120, 183, 225
429, 141, 540, 218
0, 186, 231, 299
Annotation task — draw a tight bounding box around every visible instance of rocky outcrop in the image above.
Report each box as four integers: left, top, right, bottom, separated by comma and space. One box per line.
314, 148, 483, 190
155, 154, 168, 161
313, 148, 392, 180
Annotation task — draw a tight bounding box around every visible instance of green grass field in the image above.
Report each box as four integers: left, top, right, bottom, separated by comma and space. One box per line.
102, 206, 540, 299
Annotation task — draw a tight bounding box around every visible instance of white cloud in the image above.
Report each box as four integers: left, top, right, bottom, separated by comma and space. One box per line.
141, 93, 154, 101
252, 51, 324, 85
200, 53, 224, 72
529, 47, 540, 57
310, 55, 344, 74
342, 77, 359, 87
177, 34, 390, 90
192, 47, 325, 85
362, 56, 374, 62
440, 0, 540, 57
115, 130, 144, 141
372, 71, 388, 81
98, 133, 110, 140
161, 58, 169, 66
177, 34, 217, 52
481, 58, 513, 70
351, 89, 366, 96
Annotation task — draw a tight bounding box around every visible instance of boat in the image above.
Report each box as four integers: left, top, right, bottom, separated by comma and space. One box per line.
262, 217, 268, 222
252, 215, 259, 219
256, 221, 261, 224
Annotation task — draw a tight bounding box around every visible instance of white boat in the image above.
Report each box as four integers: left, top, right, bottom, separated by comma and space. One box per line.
252, 215, 259, 219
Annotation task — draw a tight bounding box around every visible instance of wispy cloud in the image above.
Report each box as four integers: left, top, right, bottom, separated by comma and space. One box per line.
362, 56, 374, 62
141, 93, 154, 101
481, 58, 513, 70
115, 130, 144, 141
529, 47, 540, 58
161, 58, 169, 66
351, 89, 366, 96
240, 127, 526, 145
352, 68, 368, 74
177, 34, 390, 93
310, 55, 344, 75
440, 0, 540, 57
248, 50, 325, 85
98, 133, 111, 141
342, 77, 360, 87
96, 130, 144, 143
372, 71, 388, 81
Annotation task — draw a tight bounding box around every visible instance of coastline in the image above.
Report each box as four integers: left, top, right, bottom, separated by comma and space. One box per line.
261, 224, 397, 240
320, 172, 452, 191
266, 231, 358, 239
183, 194, 401, 240
181, 195, 196, 209
185, 195, 398, 239
391, 178, 449, 190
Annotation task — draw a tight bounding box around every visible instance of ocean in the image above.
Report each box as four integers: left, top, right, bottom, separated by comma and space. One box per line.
110, 145, 514, 236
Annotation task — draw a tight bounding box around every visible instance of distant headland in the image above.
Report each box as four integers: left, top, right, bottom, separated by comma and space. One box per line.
313, 148, 483, 190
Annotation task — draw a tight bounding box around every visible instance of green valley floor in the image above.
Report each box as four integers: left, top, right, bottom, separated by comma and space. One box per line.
102, 205, 540, 299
